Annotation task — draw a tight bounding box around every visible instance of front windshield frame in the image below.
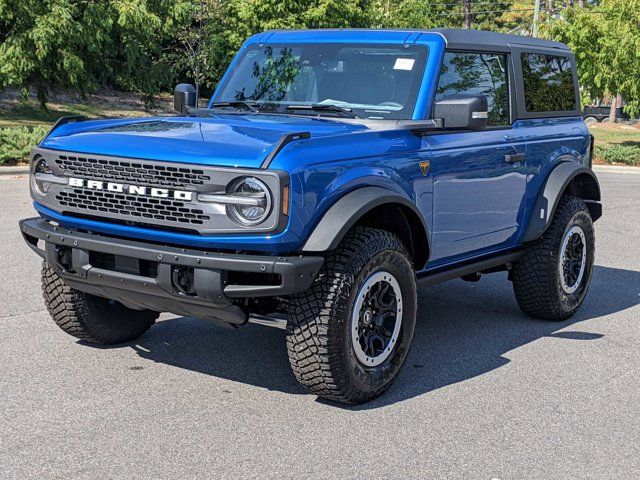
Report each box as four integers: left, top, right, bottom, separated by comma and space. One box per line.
211, 42, 429, 120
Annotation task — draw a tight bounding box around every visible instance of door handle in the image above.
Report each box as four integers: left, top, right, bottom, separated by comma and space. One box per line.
504, 153, 526, 163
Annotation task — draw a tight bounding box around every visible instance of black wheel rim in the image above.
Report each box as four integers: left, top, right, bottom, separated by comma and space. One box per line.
351, 271, 402, 366
559, 225, 587, 294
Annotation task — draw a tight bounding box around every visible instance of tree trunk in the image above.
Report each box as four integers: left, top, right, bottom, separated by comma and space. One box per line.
615, 93, 624, 121
464, 0, 471, 29
609, 94, 620, 122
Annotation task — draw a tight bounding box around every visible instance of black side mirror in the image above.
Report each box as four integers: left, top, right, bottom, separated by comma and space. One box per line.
433, 94, 488, 130
173, 84, 196, 114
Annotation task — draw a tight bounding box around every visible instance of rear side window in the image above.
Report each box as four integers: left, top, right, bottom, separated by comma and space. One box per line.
435, 51, 510, 127
521, 53, 576, 112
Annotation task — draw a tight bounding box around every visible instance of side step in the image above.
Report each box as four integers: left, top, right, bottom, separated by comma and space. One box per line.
418, 251, 523, 286
249, 251, 523, 328
248, 313, 288, 330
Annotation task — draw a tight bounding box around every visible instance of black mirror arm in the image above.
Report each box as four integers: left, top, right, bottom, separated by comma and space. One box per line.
183, 106, 213, 116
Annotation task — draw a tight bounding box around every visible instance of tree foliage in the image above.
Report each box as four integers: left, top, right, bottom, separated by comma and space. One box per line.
0, 0, 638, 115
198, 0, 373, 88
0, 0, 193, 106
544, 0, 640, 117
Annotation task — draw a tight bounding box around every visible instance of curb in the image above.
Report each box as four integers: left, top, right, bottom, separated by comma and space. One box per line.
0, 165, 29, 176
593, 165, 640, 175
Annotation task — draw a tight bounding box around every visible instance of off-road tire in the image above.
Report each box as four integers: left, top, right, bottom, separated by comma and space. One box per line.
512, 195, 595, 320
286, 227, 417, 404
42, 262, 158, 344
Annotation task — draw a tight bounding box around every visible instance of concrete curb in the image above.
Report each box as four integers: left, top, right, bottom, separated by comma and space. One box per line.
593, 165, 640, 175
0, 165, 29, 176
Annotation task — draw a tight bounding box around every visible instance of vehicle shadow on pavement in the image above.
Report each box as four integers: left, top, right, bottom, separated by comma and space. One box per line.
353, 264, 639, 410
103, 264, 638, 408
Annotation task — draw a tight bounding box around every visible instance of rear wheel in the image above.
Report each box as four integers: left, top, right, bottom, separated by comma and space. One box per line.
42, 262, 158, 344
512, 196, 595, 320
286, 227, 417, 404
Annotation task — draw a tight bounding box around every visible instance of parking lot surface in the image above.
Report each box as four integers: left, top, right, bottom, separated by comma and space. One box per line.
1, 172, 638, 479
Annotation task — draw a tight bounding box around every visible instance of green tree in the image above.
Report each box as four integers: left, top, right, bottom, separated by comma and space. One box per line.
372, 0, 519, 31
0, 0, 192, 107
200, 0, 373, 90
544, 0, 640, 118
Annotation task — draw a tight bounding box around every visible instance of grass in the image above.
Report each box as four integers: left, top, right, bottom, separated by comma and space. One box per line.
0, 88, 174, 128
1, 88, 639, 167
0, 88, 175, 165
589, 123, 640, 166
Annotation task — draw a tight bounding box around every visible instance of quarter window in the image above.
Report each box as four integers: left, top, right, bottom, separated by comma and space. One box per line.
435, 52, 510, 127
521, 53, 577, 112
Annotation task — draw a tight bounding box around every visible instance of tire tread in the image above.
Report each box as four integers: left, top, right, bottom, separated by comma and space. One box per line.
41, 262, 157, 344
286, 227, 413, 404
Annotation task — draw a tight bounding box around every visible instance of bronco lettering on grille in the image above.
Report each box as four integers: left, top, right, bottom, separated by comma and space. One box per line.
68, 177, 193, 201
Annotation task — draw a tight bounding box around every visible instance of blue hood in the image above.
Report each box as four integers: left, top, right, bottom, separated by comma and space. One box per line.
40, 114, 368, 168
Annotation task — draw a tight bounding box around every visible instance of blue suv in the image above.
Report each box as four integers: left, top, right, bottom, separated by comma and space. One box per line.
20, 29, 601, 404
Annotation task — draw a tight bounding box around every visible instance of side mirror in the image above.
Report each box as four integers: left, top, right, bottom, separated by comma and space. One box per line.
173, 83, 196, 114
433, 94, 488, 130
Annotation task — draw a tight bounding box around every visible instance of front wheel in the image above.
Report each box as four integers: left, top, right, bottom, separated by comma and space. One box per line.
512, 196, 595, 320
42, 262, 158, 344
286, 227, 417, 405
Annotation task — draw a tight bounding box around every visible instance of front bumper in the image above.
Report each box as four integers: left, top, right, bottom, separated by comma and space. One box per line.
20, 217, 323, 325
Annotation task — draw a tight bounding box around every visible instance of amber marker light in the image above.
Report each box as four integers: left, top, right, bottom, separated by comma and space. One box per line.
282, 185, 290, 216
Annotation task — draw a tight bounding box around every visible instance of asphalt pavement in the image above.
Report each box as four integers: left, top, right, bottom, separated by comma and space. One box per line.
1, 171, 638, 479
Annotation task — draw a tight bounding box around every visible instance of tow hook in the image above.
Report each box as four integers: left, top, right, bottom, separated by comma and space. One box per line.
55, 245, 74, 273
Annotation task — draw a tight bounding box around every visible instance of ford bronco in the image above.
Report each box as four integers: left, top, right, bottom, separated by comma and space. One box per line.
20, 29, 601, 404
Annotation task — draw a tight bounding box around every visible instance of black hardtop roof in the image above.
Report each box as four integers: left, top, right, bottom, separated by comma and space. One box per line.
428, 28, 569, 51
264, 28, 570, 52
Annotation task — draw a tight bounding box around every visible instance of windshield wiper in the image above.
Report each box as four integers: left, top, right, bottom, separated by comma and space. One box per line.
210, 101, 259, 113
285, 104, 357, 118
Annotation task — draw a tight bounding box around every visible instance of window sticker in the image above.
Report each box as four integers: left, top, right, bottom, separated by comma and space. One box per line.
393, 58, 415, 71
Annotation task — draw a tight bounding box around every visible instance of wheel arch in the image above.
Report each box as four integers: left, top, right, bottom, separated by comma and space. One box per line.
522, 162, 601, 243
300, 187, 430, 270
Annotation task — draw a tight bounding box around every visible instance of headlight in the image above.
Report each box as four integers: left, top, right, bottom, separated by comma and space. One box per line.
226, 177, 272, 226
30, 157, 53, 195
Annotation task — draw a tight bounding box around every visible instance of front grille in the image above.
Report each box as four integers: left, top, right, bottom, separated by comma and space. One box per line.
56, 188, 211, 225
36, 147, 284, 234
54, 154, 211, 188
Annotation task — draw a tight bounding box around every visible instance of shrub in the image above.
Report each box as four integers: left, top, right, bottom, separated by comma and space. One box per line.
0, 126, 48, 165
595, 143, 640, 166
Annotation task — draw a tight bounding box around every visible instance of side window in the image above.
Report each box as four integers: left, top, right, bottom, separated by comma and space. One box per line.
521, 53, 576, 112
435, 51, 510, 127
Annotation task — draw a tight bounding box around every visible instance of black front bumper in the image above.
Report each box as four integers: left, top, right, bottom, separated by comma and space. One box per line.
20, 218, 323, 325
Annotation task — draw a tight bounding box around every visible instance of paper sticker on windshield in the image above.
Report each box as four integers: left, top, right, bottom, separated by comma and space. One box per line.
394, 58, 415, 71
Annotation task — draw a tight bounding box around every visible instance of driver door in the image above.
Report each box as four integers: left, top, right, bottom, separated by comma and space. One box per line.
427, 51, 527, 265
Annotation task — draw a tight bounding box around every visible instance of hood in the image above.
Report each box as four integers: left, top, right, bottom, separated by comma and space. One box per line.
40, 114, 368, 169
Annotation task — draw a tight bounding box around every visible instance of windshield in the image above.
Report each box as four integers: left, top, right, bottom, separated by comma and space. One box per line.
214, 43, 429, 120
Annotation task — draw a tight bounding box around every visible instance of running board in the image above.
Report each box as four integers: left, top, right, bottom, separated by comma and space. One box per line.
248, 313, 288, 330
418, 251, 523, 286
247, 251, 523, 328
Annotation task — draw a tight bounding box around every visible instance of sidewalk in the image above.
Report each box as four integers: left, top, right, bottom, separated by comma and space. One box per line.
0, 165, 28, 176
593, 164, 640, 175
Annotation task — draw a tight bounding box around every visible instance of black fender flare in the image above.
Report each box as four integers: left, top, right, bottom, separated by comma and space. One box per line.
522, 162, 601, 243
300, 186, 430, 266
